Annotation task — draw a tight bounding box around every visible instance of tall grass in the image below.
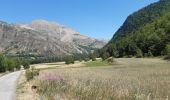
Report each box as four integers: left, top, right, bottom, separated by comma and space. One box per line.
35, 58, 170, 100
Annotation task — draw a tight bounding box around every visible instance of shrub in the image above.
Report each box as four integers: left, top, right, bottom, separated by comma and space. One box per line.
25, 69, 34, 81
13, 58, 21, 70
65, 56, 74, 64
6, 59, 15, 71
148, 50, 153, 57
0, 54, 7, 72
165, 44, 170, 55
102, 52, 110, 61
6, 58, 21, 71
25, 67, 40, 81
136, 49, 143, 58
89, 53, 96, 61
0, 54, 22, 72
32, 68, 40, 76
22, 60, 30, 69
113, 50, 119, 58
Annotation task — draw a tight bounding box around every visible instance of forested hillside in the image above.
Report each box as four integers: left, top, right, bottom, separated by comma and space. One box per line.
101, 0, 170, 58
111, 0, 170, 41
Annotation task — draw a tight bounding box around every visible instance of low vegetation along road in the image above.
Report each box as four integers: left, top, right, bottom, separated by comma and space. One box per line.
0, 71, 21, 100
17, 58, 170, 100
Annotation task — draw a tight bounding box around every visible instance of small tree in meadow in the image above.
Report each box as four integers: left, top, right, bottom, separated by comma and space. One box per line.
65, 56, 75, 64
102, 52, 110, 61
22, 60, 30, 69
89, 53, 96, 61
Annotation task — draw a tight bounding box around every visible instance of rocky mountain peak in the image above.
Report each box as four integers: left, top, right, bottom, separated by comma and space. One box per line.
0, 20, 107, 56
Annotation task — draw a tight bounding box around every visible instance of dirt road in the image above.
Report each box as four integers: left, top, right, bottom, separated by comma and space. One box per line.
0, 71, 21, 100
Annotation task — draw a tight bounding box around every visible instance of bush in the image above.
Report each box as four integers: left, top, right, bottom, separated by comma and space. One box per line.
6, 58, 21, 71
13, 58, 21, 70
0, 54, 7, 72
65, 56, 75, 64
136, 49, 143, 58
165, 44, 170, 55
6, 59, 15, 71
89, 53, 96, 61
25, 69, 34, 81
102, 52, 110, 61
0, 54, 22, 72
113, 50, 119, 58
84, 58, 90, 62
22, 60, 30, 69
148, 50, 153, 57
25, 67, 40, 81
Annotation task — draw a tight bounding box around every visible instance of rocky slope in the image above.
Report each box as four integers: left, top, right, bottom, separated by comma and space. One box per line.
0, 20, 106, 56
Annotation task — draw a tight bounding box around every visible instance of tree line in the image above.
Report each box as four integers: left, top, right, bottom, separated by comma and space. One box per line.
0, 54, 30, 72
100, 13, 170, 59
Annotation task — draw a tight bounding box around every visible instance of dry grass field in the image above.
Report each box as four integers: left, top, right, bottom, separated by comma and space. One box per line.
17, 58, 170, 100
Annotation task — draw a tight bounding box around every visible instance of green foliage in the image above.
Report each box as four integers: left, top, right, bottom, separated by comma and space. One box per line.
6, 59, 15, 71
25, 67, 40, 81
136, 49, 143, 58
65, 56, 75, 64
0, 54, 22, 72
0, 54, 7, 72
25, 69, 33, 81
111, 0, 170, 42
89, 52, 96, 61
165, 44, 170, 55
103, 0, 170, 58
30, 56, 64, 64
101, 52, 110, 61
147, 50, 153, 57
85, 59, 110, 67
22, 60, 30, 69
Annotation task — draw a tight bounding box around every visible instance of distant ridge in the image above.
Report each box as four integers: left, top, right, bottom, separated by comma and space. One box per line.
0, 20, 106, 56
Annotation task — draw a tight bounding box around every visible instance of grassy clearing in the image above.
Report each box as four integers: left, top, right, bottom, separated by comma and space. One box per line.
84, 59, 113, 67
31, 58, 170, 100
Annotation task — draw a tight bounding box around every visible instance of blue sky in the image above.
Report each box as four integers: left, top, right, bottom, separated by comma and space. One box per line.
0, 0, 159, 40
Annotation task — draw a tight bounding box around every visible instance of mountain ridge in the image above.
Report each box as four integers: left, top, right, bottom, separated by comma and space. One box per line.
110, 0, 170, 42
0, 20, 106, 56
101, 0, 170, 58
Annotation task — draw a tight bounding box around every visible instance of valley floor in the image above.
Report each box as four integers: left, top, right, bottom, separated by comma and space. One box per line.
17, 58, 170, 100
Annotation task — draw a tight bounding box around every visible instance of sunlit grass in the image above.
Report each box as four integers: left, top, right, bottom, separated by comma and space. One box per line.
34, 58, 170, 100
84, 59, 111, 67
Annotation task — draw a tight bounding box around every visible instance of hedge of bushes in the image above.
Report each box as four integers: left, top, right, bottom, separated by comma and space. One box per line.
0, 54, 30, 73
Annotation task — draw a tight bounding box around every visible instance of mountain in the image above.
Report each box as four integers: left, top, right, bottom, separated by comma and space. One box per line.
0, 20, 106, 56
102, 0, 170, 57
111, 0, 170, 42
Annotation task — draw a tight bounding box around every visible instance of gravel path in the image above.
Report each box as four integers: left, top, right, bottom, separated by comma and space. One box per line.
0, 71, 21, 100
